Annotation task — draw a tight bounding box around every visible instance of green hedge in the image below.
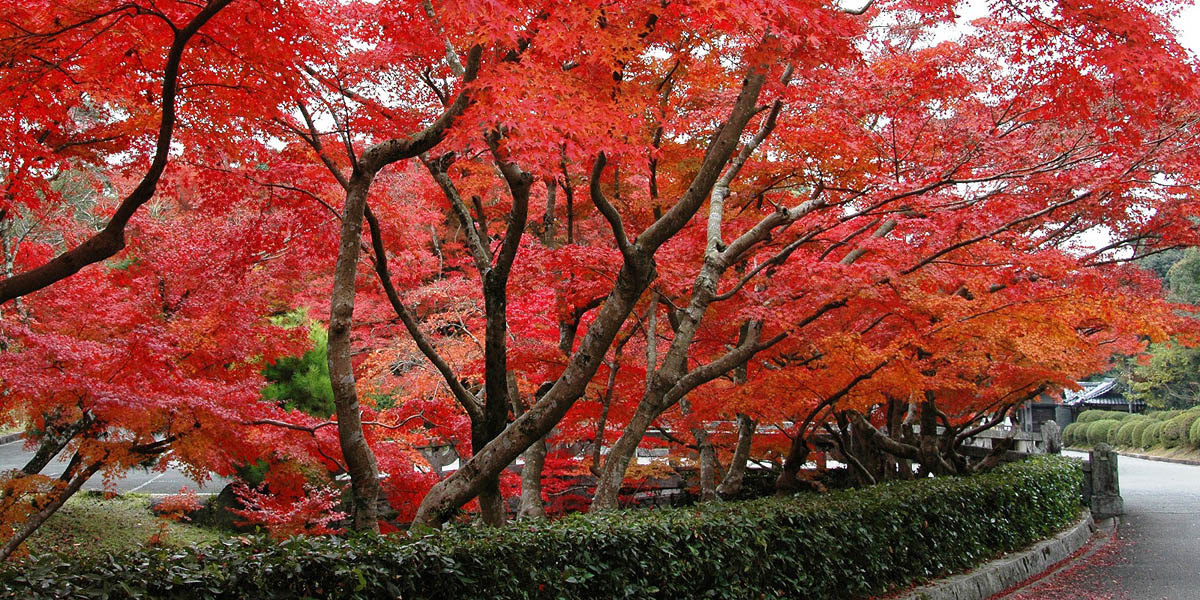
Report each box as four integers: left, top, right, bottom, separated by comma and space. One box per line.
1063, 422, 1084, 446
1113, 417, 1149, 446
1139, 421, 1165, 449
1190, 418, 1200, 446
1129, 419, 1154, 449
1152, 409, 1182, 422
1075, 410, 1139, 424
1086, 420, 1121, 446
0, 457, 1083, 600
1160, 413, 1200, 449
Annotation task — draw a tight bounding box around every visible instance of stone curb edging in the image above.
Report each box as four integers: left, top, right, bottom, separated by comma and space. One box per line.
993, 517, 1118, 599
891, 510, 1096, 600
1068, 446, 1200, 467
0, 432, 22, 445
1116, 450, 1200, 466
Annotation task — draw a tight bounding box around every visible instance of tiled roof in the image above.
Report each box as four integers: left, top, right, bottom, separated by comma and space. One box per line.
1063, 379, 1119, 405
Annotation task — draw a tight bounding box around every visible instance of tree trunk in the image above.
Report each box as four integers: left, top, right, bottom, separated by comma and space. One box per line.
517, 438, 547, 519
775, 429, 815, 495
542, 179, 557, 246
328, 173, 382, 532
591, 398, 662, 511
476, 283, 512, 527
695, 428, 719, 502
20, 413, 94, 476
510, 375, 547, 520
0, 456, 102, 562
471, 418, 508, 526
716, 413, 755, 499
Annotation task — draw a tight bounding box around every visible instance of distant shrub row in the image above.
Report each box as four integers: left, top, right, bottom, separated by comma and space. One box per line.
1, 457, 1083, 600
1064, 408, 1200, 451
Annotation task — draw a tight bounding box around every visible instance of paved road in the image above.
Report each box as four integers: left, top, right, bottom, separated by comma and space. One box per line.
1003, 451, 1200, 600
0, 437, 229, 495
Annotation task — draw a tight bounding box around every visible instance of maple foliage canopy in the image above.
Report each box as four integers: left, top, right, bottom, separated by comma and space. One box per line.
1, 0, 1199, 544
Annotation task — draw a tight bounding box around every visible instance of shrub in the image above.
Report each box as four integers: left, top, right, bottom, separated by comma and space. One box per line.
0, 457, 1084, 600
1152, 409, 1182, 421
1085, 420, 1121, 446
1076, 410, 1141, 424
1114, 417, 1149, 446
1063, 422, 1085, 447
1139, 421, 1165, 449
1160, 413, 1200, 449
1129, 419, 1155, 449
1076, 410, 1112, 424
1190, 418, 1200, 447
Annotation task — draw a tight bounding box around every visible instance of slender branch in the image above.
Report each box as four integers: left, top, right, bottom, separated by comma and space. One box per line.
590, 153, 635, 261
421, 153, 491, 272
242, 414, 426, 433
363, 205, 483, 420
840, 0, 877, 15
0, 0, 236, 304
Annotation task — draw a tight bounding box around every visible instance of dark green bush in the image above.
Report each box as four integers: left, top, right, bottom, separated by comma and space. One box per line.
1130, 419, 1154, 449
0, 457, 1083, 600
1139, 421, 1165, 448
1076, 410, 1139, 424
1085, 420, 1121, 446
1114, 417, 1149, 446
1160, 413, 1200, 448
1063, 422, 1084, 446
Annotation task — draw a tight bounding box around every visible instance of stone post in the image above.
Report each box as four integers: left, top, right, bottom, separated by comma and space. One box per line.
1041, 420, 1062, 455
1089, 443, 1124, 518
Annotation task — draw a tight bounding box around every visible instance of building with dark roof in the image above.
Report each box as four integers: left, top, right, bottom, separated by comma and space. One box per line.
1019, 378, 1143, 433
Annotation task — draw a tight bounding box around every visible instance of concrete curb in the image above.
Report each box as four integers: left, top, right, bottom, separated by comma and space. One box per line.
893, 510, 1096, 600
0, 432, 22, 445
992, 517, 1118, 599
1116, 450, 1200, 466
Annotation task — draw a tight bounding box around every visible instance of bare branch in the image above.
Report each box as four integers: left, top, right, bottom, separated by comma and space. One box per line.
363, 205, 484, 421
0, 0, 236, 304
590, 153, 635, 261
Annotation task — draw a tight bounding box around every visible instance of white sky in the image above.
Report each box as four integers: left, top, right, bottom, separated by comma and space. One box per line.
958, 1, 1200, 55
1177, 5, 1200, 54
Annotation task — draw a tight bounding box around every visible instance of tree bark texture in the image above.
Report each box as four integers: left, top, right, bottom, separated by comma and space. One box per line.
412, 67, 768, 527
716, 413, 755, 499
328, 173, 384, 532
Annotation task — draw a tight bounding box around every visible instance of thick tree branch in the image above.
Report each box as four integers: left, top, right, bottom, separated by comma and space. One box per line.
363, 205, 483, 420
0, 0, 236, 304
590, 153, 635, 261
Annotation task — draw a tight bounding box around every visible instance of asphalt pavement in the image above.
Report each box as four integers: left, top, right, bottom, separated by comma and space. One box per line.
1000, 451, 1200, 600
0, 436, 229, 495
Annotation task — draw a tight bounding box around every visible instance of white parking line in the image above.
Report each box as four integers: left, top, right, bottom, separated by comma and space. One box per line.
126, 471, 168, 493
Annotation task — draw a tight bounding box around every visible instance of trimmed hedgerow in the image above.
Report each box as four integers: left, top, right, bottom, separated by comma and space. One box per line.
1160, 413, 1200, 449
1190, 418, 1200, 447
1152, 409, 1182, 422
1114, 417, 1149, 446
1075, 410, 1139, 424
1129, 419, 1155, 449
1086, 419, 1121, 446
1139, 421, 1165, 449
0, 457, 1083, 600
1063, 422, 1084, 446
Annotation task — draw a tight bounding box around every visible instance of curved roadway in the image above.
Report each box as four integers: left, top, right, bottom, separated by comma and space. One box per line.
1002, 451, 1200, 600
0, 437, 228, 495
